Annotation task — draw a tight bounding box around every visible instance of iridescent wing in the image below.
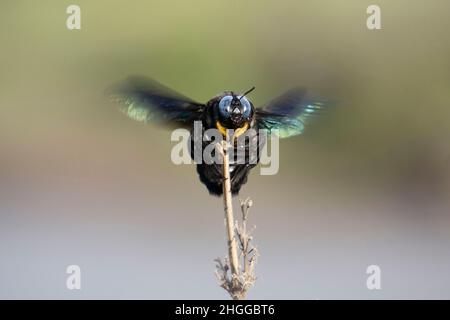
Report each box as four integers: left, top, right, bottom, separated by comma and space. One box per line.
107, 76, 205, 128
256, 88, 326, 138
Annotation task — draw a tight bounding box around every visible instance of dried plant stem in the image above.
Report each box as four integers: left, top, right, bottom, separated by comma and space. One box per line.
215, 139, 258, 300
221, 140, 240, 276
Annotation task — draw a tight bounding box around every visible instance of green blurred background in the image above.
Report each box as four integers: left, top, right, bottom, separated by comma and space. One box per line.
1, 0, 450, 298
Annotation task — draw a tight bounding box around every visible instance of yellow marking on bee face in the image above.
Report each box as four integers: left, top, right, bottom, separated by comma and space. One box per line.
216, 121, 249, 139
234, 122, 249, 138
216, 121, 228, 137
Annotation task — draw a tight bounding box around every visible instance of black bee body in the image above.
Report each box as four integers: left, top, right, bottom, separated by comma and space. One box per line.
194, 157, 256, 196
189, 92, 265, 195
109, 76, 325, 196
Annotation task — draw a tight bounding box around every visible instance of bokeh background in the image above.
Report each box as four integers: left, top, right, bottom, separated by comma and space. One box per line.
1, 0, 450, 299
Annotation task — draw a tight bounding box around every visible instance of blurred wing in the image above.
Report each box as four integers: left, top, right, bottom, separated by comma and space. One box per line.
107, 76, 205, 127
256, 88, 326, 138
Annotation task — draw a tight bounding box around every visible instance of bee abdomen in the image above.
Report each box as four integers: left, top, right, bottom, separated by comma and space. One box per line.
196, 163, 254, 196
189, 122, 264, 196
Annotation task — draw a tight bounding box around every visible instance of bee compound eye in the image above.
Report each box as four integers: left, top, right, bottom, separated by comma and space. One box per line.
219, 95, 233, 117
240, 97, 252, 117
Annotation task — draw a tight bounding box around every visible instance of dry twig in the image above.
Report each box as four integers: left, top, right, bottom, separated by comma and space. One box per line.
215, 139, 258, 300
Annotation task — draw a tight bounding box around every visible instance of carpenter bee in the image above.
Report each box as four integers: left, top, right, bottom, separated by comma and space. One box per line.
108, 76, 326, 196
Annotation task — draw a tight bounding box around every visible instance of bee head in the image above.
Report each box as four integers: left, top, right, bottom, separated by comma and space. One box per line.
216, 87, 255, 129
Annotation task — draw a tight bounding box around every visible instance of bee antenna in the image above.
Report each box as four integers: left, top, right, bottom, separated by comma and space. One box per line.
239, 86, 256, 100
